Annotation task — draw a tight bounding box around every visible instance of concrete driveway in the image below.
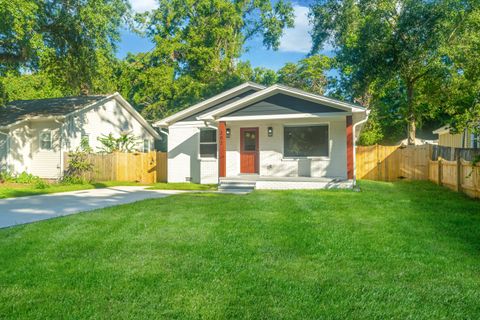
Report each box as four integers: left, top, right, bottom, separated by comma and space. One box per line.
0, 186, 183, 229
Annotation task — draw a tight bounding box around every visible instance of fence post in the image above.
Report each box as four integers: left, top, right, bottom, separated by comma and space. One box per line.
438, 157, 443, 186
376, 144, 381, 181
456, 156, 462, 193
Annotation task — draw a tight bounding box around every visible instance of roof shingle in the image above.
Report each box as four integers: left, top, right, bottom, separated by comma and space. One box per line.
0, 95, 108, 127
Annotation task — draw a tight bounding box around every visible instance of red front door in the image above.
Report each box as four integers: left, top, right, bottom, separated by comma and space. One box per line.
240, 127, 259, 174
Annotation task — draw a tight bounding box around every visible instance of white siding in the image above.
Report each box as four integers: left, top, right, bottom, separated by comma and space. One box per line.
7, 123, 32, 174
0, 134, 8, 171
30, 121, 62, 179
226, 117, 347, 179
167, 122, 219, 183
3, 97, 157, 179
167, 116, 349, 184
63, 99, 155, 152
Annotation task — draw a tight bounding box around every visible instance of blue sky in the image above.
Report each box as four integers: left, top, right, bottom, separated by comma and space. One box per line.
118, 1, 325, 71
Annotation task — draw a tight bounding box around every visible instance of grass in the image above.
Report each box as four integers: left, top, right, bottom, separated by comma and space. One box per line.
0, 180, 479, 319
0, 181, 216, 199
0, 181, 148, 199
149, 182, 217, 191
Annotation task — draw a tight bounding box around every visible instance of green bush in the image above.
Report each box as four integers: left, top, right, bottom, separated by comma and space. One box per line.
0, 170, 15, 182
33, 179, 50, 189
15, 172, 42, 184
63, 149, 94, 184
0, 171, 46, 185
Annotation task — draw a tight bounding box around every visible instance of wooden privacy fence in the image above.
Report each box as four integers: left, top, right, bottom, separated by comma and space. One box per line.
64, 151, 167, 184
428, 158, 480, 198
356, 144, 431, 181
356, 144, 479, 199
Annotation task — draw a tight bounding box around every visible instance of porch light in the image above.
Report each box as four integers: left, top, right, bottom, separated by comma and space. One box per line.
268, 127, 273, 137
226, 128, 231, 138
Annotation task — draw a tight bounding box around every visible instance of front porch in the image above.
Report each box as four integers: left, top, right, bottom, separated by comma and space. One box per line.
219, 175, 353, 191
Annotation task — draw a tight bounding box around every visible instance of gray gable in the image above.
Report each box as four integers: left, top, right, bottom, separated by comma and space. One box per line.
0, 95, 107, 127
224, 93, 348, 117
180, 90, 258, 122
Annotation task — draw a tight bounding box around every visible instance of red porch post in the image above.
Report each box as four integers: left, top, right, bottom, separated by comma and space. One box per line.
346, 116, 354, 179
218, 121, 226, 177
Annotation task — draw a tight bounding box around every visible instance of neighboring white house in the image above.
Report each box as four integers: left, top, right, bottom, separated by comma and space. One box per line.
0, 93, 160, 179
154, 82, 369, 189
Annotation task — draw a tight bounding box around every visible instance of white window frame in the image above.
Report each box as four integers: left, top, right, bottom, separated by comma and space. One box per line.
282, 123, 330, 160
198, 127, 217, 159
471, 133, 478, 149
39, 130, 53, 151
143, 139, 151, 153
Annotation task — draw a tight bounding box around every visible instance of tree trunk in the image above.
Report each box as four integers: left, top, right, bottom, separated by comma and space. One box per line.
406, 81, 416, 145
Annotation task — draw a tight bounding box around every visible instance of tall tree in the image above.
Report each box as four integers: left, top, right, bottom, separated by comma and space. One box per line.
310, 0, 471, 144
429, 3, 480, 136
122, 0, 294, 119
0, 0, 130, 94
277, 55, 332, 95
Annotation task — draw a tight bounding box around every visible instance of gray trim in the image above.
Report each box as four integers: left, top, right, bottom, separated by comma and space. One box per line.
179, 90, 258, 122
225, 94, 348, 117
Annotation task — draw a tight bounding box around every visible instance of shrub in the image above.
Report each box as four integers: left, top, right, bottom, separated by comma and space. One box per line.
15, 172, 41, 184
63, 149, 94, 184
0, 171, 47, 185
97, 132, 139, 153
0, 170, 15, 183
33, 179, 50, 189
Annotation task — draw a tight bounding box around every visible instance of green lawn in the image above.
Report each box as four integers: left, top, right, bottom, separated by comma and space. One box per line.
0, 181, 214, 199
0, 181, 479, 319
0, 181, 147, 199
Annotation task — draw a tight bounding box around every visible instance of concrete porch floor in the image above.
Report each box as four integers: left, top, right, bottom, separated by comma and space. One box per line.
219, 175, 353, 190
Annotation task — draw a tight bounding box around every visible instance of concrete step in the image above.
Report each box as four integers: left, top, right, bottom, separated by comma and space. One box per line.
218, 188, 253, 194
218, 180, 256, 192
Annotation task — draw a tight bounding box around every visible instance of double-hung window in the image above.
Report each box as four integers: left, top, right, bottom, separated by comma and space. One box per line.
284, 125, 329, 157
143, 139, 151, 152
472, 132, 479, 149
39, 130, 52, 150
199, 128, 217, 158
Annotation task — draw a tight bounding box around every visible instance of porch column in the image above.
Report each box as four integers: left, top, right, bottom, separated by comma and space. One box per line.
346, 115, 354, 179
219, 121, 226, 177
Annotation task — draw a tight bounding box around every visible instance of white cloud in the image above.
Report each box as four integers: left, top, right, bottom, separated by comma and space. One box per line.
279, 5, 312, 53
130, 0, 158, 13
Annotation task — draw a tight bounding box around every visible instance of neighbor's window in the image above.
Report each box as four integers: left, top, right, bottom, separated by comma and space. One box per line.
472, 133, 479, 149
199, 128, 217, 158
284, 125, 329, 157
39, 130, 52, 150
143, 139, 150, 152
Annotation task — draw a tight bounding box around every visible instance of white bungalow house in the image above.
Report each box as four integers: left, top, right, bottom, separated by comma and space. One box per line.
0, 93, 160, 179
154, 82, 369, 190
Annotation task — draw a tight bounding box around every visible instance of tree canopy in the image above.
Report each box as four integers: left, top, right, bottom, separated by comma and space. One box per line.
0, 0, 130, 95
310, 0, 480, 144
1, 0, 479, 146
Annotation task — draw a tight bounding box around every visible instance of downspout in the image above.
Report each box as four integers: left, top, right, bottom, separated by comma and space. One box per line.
54, 118, 65, 180
352, 111, 370, 187
0, 130, 9, 171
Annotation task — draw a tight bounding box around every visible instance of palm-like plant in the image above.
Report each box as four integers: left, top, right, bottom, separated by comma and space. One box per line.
97, 132, 139, 153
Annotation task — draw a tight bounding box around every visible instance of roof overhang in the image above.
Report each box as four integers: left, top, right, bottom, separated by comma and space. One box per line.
218, 112, 351, 122
153, 82, 265, 127
109, 93, 161, 139
432, 125, 450, 135
197, 84, 366, 121
0, 93, 161, 140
